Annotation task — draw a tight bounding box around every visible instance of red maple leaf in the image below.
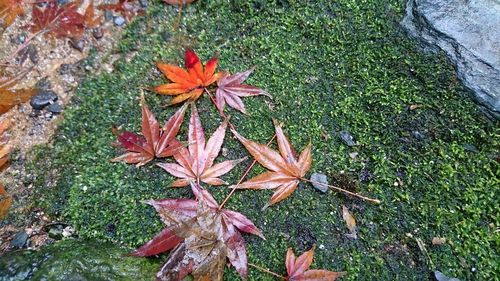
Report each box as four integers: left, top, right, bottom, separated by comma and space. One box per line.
154, 49, 223, 105
31, 1, 86, 39
112, 97, 187, 166
158, 104, 245, 187
130, 182, 264, 280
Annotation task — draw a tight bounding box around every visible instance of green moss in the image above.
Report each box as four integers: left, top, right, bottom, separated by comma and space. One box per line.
30, 0, 499, 280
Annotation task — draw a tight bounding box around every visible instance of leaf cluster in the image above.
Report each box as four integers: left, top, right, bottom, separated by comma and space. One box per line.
111, 49, 347, 280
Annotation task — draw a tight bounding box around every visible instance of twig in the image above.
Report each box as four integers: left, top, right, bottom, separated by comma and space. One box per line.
248, 262, 286, 280
300, 178, 381, 204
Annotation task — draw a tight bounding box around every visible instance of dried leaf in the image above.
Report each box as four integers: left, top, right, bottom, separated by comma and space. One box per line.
112, 98, 187, 166
0, 118, 10, 169
0, 0, 23, 27
158, 104, 245, 187
31, 1, 86, 39
0, 184, 12, 220
230, 119, 312, 207
215, 67, 270, 114
154, 49, 223, 105
285, 247, 346, 281
98, 0, 143, 21
0, 73, 38, 114
84, 0, 102, 28
342, 205, 357, 239
432, 237, 446, 245
131, 183, 264, 280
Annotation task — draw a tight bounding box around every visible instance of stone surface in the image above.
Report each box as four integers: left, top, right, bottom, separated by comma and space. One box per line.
339, 131, 356, 146
47, 103, 63, 114
30, 91, 58, 110
310, 173, 329, 193
11, 232, 28, 249
402, 0, 500, 118
114, 16, 126, 27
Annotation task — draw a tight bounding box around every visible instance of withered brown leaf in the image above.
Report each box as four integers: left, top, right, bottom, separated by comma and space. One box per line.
230, 119, 312, 208
130, 183, 264, 280
286, 247, 346, 281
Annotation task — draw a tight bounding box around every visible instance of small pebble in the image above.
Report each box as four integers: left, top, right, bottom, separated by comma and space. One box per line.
412, 130, 425, 140
11, 231, 28, 248
161, 31, 172, 42
47, 103, 63, 114
114, 16, 126, 26
69, 38, 85, 52
310, 173, 329, 193
93, 28, 103, 40
340, 130, 356, 146
30, 90, 58, 110
104, 10, 114, 22
139, 0, 148, 8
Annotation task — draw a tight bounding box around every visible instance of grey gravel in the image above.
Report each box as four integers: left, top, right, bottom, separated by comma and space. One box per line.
310, 173, 329, 193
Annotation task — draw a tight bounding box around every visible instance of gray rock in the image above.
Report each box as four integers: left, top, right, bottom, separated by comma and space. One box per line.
310, 173, 329, 193
69, 38, 85, 52
402, 0, 500, 119
18, 44, 38, 65
11, 231, 28, 248
339, 130, 356, 146
114, 16, 126, 27
93, 28, 103, 40
30, 91, 58, 110
139, 0, 148, 8
434, 271, 460, 281
47, 103, 63, 114
104, 10, 113, 22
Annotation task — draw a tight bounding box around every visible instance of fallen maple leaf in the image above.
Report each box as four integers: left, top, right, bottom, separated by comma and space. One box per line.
83, 0, 102, 28
0, 73, 38, 114
0, 184, 12, 220
230, 119, 312, 208
31, 1, 86, 39
130, 182, 264, 280
158, 104, 245, 187
286, 247, 346, 281
98, 0, 143, 21
0, 0, 23, 28
0, 118, 10, 169
215, 67, 270, 114
154, 49, 223, 105
112, 97, 187, 166
341, 205, 357, 239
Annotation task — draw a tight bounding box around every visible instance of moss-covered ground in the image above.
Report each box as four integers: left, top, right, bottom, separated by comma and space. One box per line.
29, 0, 499, 280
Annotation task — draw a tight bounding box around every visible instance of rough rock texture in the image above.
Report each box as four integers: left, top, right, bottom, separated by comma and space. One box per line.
402, 0, 500, 119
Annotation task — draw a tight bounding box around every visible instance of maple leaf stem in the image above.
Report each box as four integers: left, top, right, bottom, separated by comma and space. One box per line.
218, 134, 277, 211
248, 262, 286, 280
4, 29, 45, 64
204, 87, 225, 117
300, 178, 381, 204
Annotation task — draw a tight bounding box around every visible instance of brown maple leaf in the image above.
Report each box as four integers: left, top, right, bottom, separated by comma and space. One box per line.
154, 49, 223, 105
0, 184, 12, 220
162, 0, 195, 5
230, 119, 312, 208
111, 97, 187, 166
0, 72, 38, 114
31, 1, 86, 39
0, 118, 10, 169
130, 183, 264, 280
215, 67, 270, 114
158, 104, 245, 187
0, 0, 23, 27
285, 247, 346, 281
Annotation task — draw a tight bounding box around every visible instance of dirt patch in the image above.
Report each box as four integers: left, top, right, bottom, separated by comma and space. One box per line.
0, 0, 145, 252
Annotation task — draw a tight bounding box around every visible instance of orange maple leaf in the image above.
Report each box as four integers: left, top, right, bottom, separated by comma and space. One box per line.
285, 247, 346, 281
230, 119, 312, 208
0, 0, 23, 28
154, 49, 223, 105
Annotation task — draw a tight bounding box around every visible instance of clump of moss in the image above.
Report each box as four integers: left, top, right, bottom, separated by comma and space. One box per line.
30, 0, 499, 280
